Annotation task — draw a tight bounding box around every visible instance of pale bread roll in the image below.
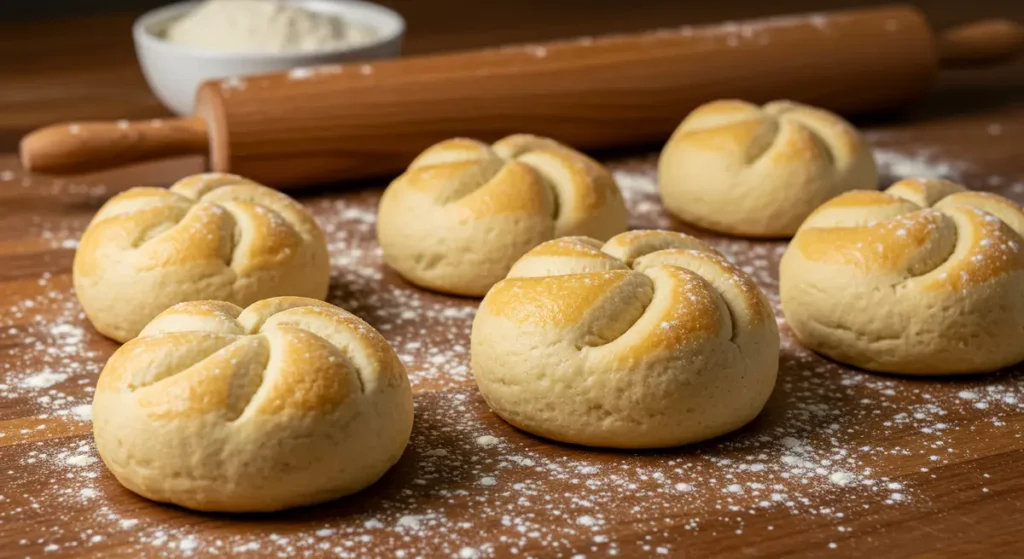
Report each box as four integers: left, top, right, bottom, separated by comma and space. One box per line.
471, 230, 779, 449
780, 178, 1024, 375
92, 297, 413, 512
377, 134, 628, 296
73, 173, 330, 342
658, 100, 878, 238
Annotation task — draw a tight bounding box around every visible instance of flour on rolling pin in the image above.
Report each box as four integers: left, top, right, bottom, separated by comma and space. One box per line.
219, 63, 372, 90
165, 0, 377, 53
532, 11, 905, 52
459, 11, 910, 73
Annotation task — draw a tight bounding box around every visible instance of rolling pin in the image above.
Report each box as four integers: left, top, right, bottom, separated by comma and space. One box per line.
20, 4, 1024, 188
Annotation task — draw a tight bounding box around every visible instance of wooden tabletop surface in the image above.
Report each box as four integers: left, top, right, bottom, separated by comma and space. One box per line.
2, 2, 1024, 558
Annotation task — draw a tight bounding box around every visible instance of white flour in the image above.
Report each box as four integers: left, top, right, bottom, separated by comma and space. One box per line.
165, 0, 376, 54
20, 371, 69, 389
873, 147, 968, 181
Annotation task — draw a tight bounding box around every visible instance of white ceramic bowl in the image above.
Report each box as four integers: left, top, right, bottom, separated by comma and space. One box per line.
133, 0, 405, 115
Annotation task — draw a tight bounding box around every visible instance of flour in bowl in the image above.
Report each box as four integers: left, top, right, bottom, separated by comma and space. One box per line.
165, 0, 377, 53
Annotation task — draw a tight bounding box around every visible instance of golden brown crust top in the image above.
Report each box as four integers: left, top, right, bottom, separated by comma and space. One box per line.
386, 134, 622, 229
97, 297, 404, 419
489, 270, 651, 329
667, 99, 865, 172
601, 230, 714, 266
790, 179, 1024, 286
482, 230, 774, 346
505, 237, 627, 279
885, 178, 967, 207
599, 265, 731, 369
76, 173, 325, 278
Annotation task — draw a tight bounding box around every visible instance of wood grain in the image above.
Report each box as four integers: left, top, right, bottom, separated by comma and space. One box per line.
4, 0, 1024, 153
27, 6, 949, 187
20, 7, 1024, 188
20, 117, 208, 174
2, 2, 1024, 558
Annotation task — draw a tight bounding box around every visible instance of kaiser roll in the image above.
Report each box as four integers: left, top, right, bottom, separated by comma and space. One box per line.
92, 297, 414, 512
471, 230, 779, 449
658, 100, 878, 238
377, 134, 628, 296
780, 178, 1024, 375
73, 173, 330, 342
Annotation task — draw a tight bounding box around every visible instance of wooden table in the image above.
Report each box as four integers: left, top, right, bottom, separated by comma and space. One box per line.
2, 2, 1024, 557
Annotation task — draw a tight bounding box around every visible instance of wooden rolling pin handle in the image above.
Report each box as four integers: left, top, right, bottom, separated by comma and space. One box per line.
19, 117, 208, 175
938, 19, 1024, 65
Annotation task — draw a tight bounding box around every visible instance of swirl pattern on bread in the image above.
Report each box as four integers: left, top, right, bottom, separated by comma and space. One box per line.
471, 230, 779, 449
92, 297, 413, 512
780, 178, 1024, 374
377, 134, 628, 296
74, 173, 330, 342
658, 100, 878, 237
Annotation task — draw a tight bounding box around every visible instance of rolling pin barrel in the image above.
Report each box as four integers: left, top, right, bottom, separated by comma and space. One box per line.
196, 5, 939, 186
19, 4, 1024, 188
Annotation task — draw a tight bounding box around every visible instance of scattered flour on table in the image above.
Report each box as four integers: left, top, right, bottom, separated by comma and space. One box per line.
21, 371, 69, 389
70, 404, 92, 420
872, 147, 969, 181
475, 435, 500, 448
1, 274, 101, 421
66, 455, 97, 467
2, 144, 1023, 556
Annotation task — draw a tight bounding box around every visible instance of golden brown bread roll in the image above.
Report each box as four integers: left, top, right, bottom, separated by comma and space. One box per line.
780, 178, 1024, 374
92, 297, 413, 513
73, 173, 330, 342
658, 100, 878, 238
471, 230, 779, 449
377, 134, 628, 296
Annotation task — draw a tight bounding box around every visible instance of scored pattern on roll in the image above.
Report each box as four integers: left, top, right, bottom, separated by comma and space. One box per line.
658, 100, 878, 238
471, 230, 779, 449
780, 178, 1024, 375
92, 297, 414, 513
73, 173, 330, 342
377, 134, 628, 296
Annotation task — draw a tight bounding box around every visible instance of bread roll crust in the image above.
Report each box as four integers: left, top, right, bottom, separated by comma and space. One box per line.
658, 100, 878, 238
377, 134, 628, 296
92, 297, 413, 513
73, 173, 330, 342
780, 179, 1024, 375
471, 231, 779, 449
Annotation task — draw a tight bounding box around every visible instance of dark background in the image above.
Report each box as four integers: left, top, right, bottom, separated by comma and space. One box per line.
2, 1, 1020, 29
